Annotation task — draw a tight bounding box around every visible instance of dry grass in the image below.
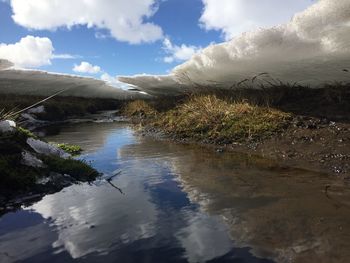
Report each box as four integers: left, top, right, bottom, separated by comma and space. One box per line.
123, 100, 158, 118
0, 95, 124, 121
151, 95, 291, 143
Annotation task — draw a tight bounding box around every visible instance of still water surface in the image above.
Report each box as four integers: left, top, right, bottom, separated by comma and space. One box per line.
1, 122, 350, 263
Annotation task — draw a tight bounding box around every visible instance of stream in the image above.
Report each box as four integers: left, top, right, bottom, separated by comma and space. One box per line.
1, 122, 350, 263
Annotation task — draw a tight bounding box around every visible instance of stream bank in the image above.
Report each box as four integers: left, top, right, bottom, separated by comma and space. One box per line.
124, 86, 350, 178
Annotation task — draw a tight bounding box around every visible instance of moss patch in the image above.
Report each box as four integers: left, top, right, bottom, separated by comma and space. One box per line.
55, 143, 82, 156
17, 127, 37, 139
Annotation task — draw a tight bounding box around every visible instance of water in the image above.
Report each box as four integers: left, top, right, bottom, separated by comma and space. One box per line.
1, 122, 350, 263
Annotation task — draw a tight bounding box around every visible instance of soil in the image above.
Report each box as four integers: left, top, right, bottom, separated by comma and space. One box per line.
140, 115, 350, 178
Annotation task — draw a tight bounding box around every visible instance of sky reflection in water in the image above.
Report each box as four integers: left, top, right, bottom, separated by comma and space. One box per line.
0, 123, 272, 263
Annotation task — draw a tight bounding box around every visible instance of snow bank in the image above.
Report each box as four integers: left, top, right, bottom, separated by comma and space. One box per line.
120, 0, 350, 95
0, 60, 143, 99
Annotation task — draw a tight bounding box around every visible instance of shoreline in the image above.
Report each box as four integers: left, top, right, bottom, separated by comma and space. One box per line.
138, 114, 350, 178
125, 91, 350, 178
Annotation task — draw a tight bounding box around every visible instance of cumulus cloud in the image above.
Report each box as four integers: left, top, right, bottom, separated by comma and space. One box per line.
200, 0, 313, 40
0, 35, 77, 68
73, 61, 101, 74
0, 35, 53, 68
10, 0, 163, 44
162, 38, 202, 63
120, 0, 350, 95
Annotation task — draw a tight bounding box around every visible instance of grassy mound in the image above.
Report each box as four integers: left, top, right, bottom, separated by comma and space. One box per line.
124, 95, 291, 143
154, 95, 291, 142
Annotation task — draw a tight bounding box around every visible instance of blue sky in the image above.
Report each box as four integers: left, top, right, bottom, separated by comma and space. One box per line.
0, 0, 314, 82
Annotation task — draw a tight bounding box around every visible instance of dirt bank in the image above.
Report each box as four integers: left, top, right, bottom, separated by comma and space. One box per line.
124, 85, 350, 178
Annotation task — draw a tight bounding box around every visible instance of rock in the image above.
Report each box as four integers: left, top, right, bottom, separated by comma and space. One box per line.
27, 137, 71, 159
28, 106, 45, 114
36, 173, 75, 187
20, 112, 49, 130
0, 120, 16, 133
21, 151, 46, 168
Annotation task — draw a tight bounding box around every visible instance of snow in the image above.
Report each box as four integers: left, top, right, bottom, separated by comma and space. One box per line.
0, 120, 16, 133
119, 0, 350, 96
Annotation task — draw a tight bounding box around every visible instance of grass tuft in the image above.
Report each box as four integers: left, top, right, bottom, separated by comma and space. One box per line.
151, 95, 291, 143
123, 100, 157, 119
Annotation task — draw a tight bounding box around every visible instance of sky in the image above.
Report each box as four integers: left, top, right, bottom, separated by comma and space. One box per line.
0, 0, 316, 86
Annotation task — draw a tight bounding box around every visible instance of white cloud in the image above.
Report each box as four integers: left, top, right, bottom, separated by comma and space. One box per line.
0, 35, 53, 68
52, 54, 78, 59
0, 35, 78, 68
73, 61, 101, 74
162, 38, 202, 63
10, 0, 163, 44
200, 0, 314, 40
120, 0, 350, 95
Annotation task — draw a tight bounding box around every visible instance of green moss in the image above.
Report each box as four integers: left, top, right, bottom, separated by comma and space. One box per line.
17, 127, 37, 139
55, 143, 83, 156
42, 156, 100, 181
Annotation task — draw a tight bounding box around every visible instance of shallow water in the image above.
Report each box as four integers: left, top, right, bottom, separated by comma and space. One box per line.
1, 122, 350, 263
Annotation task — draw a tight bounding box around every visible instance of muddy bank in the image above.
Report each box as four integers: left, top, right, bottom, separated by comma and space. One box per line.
124, 86, 350, 178
139, 115, 350, 178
